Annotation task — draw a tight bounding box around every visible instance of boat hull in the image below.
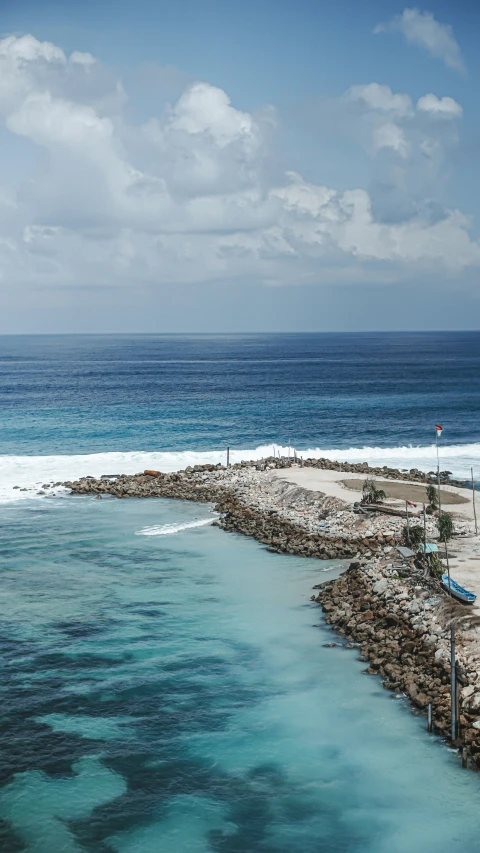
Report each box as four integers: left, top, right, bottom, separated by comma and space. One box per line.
441, 573, 476, 605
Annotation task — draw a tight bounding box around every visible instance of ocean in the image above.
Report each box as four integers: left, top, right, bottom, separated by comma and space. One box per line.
1, 332, 480, 852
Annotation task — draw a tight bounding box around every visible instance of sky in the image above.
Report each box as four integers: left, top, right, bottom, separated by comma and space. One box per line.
1, 0, 479, 332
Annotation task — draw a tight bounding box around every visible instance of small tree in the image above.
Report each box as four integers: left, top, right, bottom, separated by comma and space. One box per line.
361, 478, 386, 505
430, 552, 443, 579
426, 484, 438, 510
436, 512, 455, 542
403, 524, 424, 547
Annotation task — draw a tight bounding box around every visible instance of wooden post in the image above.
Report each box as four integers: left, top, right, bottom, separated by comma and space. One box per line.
226, 447, 230, 468
462, 747, 468, 769
450, 626, 457, 742
427, 702, 433, 733
472, 468, 478, 536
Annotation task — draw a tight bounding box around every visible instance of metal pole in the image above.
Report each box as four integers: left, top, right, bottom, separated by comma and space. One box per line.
450, 626, 457, 742
427, 702, 433, 733
436, 432, 442, 515
472, 468, 478, 536
405, 500, 410, 540
445, 537, 452, 596
423, 503, 427, 552
226, 447, 230, 468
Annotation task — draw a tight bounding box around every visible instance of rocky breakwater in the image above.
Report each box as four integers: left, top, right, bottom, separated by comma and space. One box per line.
64, 466, 227, 503
64, 462, 400, 561
302, 457, 460, 486
215, 493, 398, 561
315, 560, 480, 768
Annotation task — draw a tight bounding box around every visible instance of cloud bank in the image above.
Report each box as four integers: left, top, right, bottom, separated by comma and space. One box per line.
0, 33, 478, 298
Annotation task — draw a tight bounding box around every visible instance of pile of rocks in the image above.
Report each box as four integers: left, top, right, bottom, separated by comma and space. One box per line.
315, 560, 480, 767
215, 493, 398, 560
298, 457, 459, 485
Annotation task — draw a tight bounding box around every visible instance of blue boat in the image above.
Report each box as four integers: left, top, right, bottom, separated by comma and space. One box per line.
442, 573, 477, 605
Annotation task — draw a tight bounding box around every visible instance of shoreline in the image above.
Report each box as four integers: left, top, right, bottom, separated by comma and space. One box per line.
63, 455, 480, 770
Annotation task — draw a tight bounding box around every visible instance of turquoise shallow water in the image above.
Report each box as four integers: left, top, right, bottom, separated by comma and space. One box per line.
1, 495, 480, 852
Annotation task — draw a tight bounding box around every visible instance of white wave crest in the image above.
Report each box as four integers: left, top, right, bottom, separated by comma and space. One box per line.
136, 518, 216, 536
0, 442, 478, 504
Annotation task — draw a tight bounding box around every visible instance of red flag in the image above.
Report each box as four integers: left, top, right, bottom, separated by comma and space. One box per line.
435, 424, 442, 437
407, 501, 417, 507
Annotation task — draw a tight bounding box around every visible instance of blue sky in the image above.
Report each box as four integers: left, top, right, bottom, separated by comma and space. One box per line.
1, 0, 479, 331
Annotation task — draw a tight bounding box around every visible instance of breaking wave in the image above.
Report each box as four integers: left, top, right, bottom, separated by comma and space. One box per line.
0, 442, 478, 504
136, 518, 216, 536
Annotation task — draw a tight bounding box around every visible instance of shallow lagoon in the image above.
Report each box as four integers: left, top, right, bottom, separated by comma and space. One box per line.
0, 495, 480, 853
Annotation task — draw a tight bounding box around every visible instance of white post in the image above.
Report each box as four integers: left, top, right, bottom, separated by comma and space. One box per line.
423, 503, 427, 553
472, 468, 478, 536
450, 627, 457, 742
436, 430, 442, 514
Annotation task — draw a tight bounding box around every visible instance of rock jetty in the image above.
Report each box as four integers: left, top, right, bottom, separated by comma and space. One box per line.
64, 458, 406, 560
315, 559, 480, 769
63, 455, 480, 767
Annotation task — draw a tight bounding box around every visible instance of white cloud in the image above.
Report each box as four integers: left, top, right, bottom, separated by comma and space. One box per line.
0, 33, 477, 296
417, 93, 463, 118
70, 51, 96, 66
346, 83, 412, 117
374, 8, 465, 73
372, 122, 411, 158
168, 82, 257, 148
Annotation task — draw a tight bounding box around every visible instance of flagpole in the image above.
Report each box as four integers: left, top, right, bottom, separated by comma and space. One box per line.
472, 468, 478, 537
423, 503, 427, 553
436, 429, 442, 515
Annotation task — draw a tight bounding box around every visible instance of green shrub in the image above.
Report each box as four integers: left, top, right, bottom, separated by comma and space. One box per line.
426, 484, 438, 509
436, 513, 455, 542
403, 524, 424, 547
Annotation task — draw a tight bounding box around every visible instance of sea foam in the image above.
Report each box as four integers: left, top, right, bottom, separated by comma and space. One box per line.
0, 442, 478, 504
136, 518, 216, 536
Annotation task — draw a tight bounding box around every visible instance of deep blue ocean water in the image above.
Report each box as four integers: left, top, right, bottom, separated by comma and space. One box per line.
1, 331, 479, 455
1, 333, 480, 852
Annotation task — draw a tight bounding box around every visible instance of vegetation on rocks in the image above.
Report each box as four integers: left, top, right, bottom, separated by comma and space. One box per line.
403, 524, 424, 548
437, 513, 455, 542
